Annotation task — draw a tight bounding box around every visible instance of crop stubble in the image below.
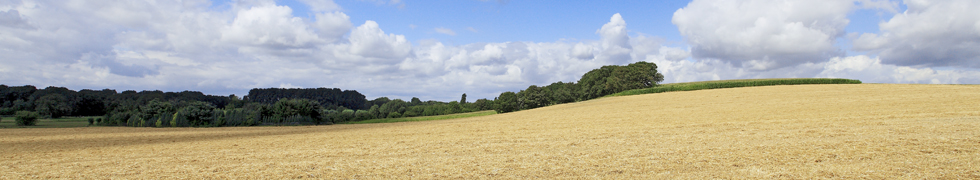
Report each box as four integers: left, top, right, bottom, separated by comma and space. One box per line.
1, 84, 979, 179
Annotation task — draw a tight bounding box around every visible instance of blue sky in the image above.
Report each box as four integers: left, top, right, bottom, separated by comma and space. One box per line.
1, 0, 978, 101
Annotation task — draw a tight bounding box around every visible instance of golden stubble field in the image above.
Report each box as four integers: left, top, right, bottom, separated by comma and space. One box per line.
2, 84, 979, 179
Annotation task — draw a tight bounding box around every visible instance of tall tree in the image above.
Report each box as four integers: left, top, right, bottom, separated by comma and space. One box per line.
410, 97, 422, 106
518, 85, 548, 110
460, 93, 467, 104
494, 91, 520, 113
379, 99, 408, 118
577, 61, 664, 100
35, 94, 72, 118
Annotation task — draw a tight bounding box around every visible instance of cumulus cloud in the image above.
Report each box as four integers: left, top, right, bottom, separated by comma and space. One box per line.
818, 55, 980, 84
673, 0, 852, 70
570, 43, 594, 60
3, 0, 978, 103
348, 20, 412, 60
312, 12, 353, 43
596, 13, 632, 64
221, 5, 322, 56
852, 0, 980, 68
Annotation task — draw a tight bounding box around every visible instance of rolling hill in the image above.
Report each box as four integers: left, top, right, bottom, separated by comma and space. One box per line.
1, 83, 978, 178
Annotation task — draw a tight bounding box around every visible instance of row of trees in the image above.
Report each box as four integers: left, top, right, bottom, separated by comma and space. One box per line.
246, 88, 366, 110
3, 61, 664, 126
98, 95, 496, 127
101, 98, 328, 127
0, 85, 231, 118
1, 84, 495, 127
494, 61, 664, 113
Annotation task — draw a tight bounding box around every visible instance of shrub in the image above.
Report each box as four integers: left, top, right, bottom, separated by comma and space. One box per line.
0, 107, 15, 115
387, 112, 402, 118
96, 118, 102, 124
494, 91, 520, 113
87, 118, 94, 125
15, 111, 40, 126
355, 110, 373, 121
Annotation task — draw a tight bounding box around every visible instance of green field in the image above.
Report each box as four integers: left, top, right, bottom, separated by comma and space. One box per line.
345, 110, 497, 124
0, 116, 99, 128
608, 78, 862, 97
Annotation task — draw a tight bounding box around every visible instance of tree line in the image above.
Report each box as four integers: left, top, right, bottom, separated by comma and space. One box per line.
0, 85, 494, 127
1, 61, 664, 126
493, 61, 664, 113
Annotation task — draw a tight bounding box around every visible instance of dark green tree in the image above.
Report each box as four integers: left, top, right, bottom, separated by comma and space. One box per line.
494, 91, 520, 113
35, 94, 72, 118
460, 93, 467, 104
379, 99, 408, 118
177, 101, 215, 127
473, 98, 494, 110
387, 111, 402, 118
577, 61, 663, 100
410, 97, 422, 106
271, 98, 322, 124
367, 105, 380, 119
544, 81, 579, 104
607, 61, 665, 92
518, 85, 548, 110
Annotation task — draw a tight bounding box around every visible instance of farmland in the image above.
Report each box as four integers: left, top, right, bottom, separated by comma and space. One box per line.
1, 84, 979, 178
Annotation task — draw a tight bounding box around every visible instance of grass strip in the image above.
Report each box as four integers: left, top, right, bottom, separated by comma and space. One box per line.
345, 110, 498, 124
609, 78, 862, 97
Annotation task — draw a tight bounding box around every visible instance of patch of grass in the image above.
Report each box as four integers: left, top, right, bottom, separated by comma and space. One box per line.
0, 116, 100, 128
345, 110, 497, 124
608, 78, 862, 97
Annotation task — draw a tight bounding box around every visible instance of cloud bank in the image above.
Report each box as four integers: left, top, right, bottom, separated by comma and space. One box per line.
0, 0, 978, 102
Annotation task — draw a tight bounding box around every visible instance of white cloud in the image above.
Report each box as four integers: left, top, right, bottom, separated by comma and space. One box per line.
466, 27, 478, 33
673, 0, 852, 70
646, 53, 980, 85
852, 0, 980, 68
434, 27, 456, 36
220, 5, 320, 53
312, 12, 353, 43
595, 13, 632, 64
3, 0, 979, 103
348, 20, 412, 60
818, 55, 980, 84
570, 43, 594, 60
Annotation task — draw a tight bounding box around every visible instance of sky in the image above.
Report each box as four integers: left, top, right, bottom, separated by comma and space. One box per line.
1, 0, 979, 102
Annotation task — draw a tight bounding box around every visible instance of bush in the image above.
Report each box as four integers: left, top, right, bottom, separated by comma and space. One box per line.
355, 110, 373, 121
387, 112, 402, 118
87, 118, 94, 125
494, 91, 520, 113
0, 107, 15, 115
96, 118, 102, 124
15, 111, 40, 126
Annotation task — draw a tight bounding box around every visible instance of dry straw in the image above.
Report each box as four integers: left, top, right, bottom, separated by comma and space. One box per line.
1, 84, 978, 179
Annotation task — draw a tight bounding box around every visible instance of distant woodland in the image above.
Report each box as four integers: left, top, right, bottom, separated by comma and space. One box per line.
1, 61, 664, 127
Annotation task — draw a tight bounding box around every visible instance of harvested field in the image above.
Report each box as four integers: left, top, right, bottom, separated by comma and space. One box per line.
2, 84, 979, 179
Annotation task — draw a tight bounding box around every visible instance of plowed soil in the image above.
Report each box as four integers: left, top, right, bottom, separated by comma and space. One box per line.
2, 84, 979, 179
